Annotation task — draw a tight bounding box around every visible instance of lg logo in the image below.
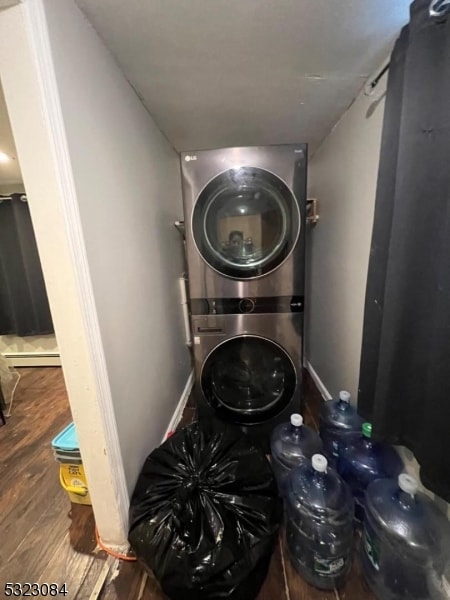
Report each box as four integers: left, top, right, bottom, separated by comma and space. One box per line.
184, 155, 197, 162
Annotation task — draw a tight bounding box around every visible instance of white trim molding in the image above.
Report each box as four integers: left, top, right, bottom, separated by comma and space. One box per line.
163, 370, 195, 440
21, 0, 129, 547
305, 360, 333, 400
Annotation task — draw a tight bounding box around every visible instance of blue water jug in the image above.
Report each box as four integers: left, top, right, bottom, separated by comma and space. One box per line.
361, 474, 450, 600
319, 390, 363, 467
285, 454, 354, 590
271, 414, 323, 495
337, 422, 403, 522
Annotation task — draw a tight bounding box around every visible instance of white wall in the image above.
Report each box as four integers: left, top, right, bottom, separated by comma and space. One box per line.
0, 0, 129, 546
306, 74, 387, 402
41, 0, 192, 492
0, 0, 191, 545
306, 71, 450, 515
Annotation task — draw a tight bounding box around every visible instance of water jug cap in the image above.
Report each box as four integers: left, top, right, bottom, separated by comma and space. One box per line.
398, 473, 418, 496
362, 422, 372, 438
290, 414, 303, 427
339, 391, 351, 403
312, 454, 328, 473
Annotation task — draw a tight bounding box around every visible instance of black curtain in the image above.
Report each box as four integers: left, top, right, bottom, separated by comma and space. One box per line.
0, 194, 53, 336
358, 0, 450, 501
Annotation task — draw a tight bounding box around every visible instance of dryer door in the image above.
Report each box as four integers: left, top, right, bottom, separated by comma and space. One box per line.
192, 167, 300, 279
201, 335, 297, 424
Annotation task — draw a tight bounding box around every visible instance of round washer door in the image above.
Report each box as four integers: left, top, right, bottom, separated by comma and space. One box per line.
192, 167, 300, 279
201, 335, 297, 424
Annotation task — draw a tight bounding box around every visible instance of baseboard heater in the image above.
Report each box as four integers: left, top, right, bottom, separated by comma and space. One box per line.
2, 352, 61, 367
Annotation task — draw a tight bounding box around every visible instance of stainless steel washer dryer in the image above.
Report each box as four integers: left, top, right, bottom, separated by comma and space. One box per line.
181, 144, 307, 300
192, 302, 303, 446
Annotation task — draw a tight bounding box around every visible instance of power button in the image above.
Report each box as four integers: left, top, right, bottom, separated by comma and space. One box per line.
239, 298, 255, 313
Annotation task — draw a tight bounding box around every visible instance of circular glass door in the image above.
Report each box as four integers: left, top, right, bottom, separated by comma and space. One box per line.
201, 335, 297, 424
192, 167, 300, 279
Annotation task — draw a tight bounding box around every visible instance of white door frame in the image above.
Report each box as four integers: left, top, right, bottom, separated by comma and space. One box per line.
0, 0, 129, 549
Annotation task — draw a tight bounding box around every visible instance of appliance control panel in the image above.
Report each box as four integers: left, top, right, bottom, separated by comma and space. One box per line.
190, 296, 304, 315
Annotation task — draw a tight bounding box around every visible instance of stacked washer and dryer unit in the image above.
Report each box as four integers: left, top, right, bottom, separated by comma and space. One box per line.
181, 144, 307, 446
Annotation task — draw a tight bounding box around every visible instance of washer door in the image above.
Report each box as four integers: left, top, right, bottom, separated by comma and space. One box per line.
201, 335, 297, 424
192, 167, 300, 279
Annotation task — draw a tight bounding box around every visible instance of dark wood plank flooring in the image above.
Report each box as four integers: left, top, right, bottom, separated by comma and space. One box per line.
0, 367, 108, 599
0, 367, 375, 599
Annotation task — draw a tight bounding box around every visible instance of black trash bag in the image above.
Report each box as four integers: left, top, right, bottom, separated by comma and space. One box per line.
129, 421, 282, 600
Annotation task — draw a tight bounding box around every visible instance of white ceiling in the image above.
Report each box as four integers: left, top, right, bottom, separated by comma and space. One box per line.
76, 0, 411, 153
0, 82, 22, 185
0, 0, 411, 181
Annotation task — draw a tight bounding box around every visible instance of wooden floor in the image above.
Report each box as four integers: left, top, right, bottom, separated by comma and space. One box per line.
0, 367, 109, 599
0, 367, 375, 600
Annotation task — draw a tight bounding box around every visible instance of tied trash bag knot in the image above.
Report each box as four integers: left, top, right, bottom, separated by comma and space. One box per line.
129, 421, 282, 600
175, 473, 203, 506
185, 473, 200, 491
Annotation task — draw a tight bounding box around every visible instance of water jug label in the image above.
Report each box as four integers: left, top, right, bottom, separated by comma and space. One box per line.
313, 555, 345, 576
363, 525, 380, 571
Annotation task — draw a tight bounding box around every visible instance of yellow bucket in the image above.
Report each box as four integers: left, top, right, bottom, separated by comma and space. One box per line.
59, 463, 92, 505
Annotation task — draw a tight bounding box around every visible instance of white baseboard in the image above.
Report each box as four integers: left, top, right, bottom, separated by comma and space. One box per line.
2, 352, 61, 367
304, 360, 332, 400
163, 369, 195, 441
